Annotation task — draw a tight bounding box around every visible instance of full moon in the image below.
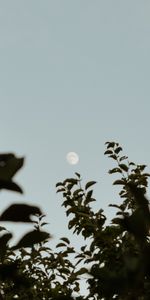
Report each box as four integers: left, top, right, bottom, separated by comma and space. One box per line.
66, 152, 79, 165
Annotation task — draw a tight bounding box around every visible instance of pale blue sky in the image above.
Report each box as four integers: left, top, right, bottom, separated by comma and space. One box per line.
0, 1, 150, 247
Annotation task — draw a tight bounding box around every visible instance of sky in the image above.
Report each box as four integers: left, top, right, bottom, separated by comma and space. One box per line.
0, 1, 150, 254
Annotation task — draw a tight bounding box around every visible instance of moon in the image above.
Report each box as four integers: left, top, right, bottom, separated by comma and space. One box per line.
66, 152, 79, 165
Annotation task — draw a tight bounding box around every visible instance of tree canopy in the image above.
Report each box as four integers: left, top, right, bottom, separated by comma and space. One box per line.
0, 142, 150, 299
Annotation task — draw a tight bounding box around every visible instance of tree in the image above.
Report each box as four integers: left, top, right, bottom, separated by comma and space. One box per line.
0, 142, 150, 299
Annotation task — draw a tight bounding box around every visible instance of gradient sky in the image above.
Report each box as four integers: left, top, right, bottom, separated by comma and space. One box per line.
0, 1, 150, 252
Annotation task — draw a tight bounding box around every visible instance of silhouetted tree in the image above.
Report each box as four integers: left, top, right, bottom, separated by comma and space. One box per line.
0, 142, 150, 299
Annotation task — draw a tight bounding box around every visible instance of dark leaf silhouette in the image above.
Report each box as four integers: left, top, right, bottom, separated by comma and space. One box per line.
0, 204, 42, 222
0, 155, 24, 180
12, 230, 51, 249
0, 226, 6, 232
109, 167, 122, 174
0, 154, 24, 193
85, 181, 97, 190
105, 141, 115, 148
0, 233, 13, 259
0, 233, 12, 247
60, 237, 70, 244
114, 146, 123, 154
75, 172, 81, 178
104, 150, 113, 155
0, 180, 23, 193
119, 164, 129, 172
113, 179, 125, 185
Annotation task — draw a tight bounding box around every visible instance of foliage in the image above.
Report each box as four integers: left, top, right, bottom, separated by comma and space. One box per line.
0, 143, 150, 299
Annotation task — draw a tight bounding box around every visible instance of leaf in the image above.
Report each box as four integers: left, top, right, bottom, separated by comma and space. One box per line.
39, 214, 46, 220
85, 192, 96, 205
59, 267, 70, 274
68, 219, 76, 230
0, 204, 42, 222
129, 162, 135, 166
66, 246, 75, 253
109, 154, 117, 160
0, 155, 24, 181
0, 226, 6, 232
41, 222, 49, 227
86, 198, 96, 204
120, 156, 128, 162
56, 182, 63, 187
67, 183, 74, 190
86, 190, 93, 198
73, 188, 84, 197
0, 233, 13, 258
12, 230, 51, 249
66, 207, 76, 216
111, 217, 123, 226
104, 150, 113, 155
56, 188, 66, 193
85, 181, 97, 190
74, 282, 80, 292
81, 245, 86, 251
105, 142, 115, 148
119, 164, 129, 172
108, 168, 122, 174
63, 178, 78, 185
56, 243, 66, 248
76, 211, 90, 218
109, 204, 121, 209
60, 237, 70, 244
114, 147, 122, 154
75, 258, 84, 266
76, 267, 88, 276
143, 173, 150, 177
113, 180, 125, 185
0, 180, 23, 193
75, 172, 81, 178
0, 154, 24, 193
